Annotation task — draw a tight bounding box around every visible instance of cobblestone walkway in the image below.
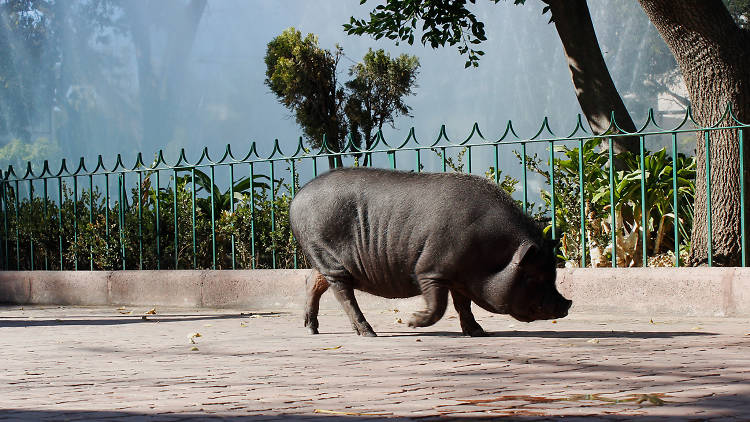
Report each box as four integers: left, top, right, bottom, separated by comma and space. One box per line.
1, 305, 748, 421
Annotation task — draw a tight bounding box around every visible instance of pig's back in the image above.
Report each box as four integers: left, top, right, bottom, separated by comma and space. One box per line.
290, 168, 535, 297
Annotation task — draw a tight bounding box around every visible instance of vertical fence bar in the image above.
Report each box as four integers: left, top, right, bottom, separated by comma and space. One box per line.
229, 164, 236, 270
608, 138, 617, 268
104, 173, 110, 243
671, 133, 680, 267
0, 180, 6, 270
137, 172, 143, 270
493, 144, 499, 185
312, 157, 318, 178
416, 149, 422, 173
43, 178, 48, 270
117, 174, 125, 270
210, 165, 216, 270
639, 135, 648, 267
155, 170, 161, 269
191, 167, 197, 269
0, 181, 3, 270
521, 143, 528, 214
1, 180, 6, 270
270, 160, 277, 269
441, 147, 447, 172
466, 146, 472, 174
13, 180, 18, 269
705, 131, 713, 267
88, 174, 94, 270
548, 141, 556, 242
290, 159, 298, 269
388, 150, 396, 169
741, 129, 746, 267
578, 138, 586, 268
249, 162, 256, 269
28, 179, 34, 270
57, 177, 63, 269
173, 168, 179, 269
72, 176, 78, 270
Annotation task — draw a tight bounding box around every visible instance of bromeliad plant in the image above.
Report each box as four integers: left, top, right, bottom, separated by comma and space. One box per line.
1, 168, 299, 271
525, 138, 696, 267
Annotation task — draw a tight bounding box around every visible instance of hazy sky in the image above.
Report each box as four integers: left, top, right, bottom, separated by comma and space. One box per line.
3, 0, 666, 193
184, 0, 581, 159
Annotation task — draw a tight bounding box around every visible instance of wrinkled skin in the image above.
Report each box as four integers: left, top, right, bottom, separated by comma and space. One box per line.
290, 168, 572, 336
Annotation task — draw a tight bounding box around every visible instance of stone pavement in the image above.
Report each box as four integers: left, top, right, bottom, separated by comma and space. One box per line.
0, 304, 749, 421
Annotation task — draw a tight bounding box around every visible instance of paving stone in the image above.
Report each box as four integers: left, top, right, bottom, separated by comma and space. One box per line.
1, 305, 749, 420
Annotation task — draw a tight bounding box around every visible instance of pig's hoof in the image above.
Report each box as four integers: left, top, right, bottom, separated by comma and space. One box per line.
354, 322, 377, 337
305, 319, 319, 334
407, 311, 434, 328
463, 326, 488, 337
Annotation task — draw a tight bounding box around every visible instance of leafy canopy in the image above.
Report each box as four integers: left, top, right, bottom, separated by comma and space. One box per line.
345, 48, 419, 148
264, 27, 346, 149
265, 28, 419, 154
344, 0, 527, 68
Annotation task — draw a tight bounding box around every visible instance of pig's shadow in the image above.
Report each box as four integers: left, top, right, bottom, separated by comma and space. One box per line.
379, 330, 716, 339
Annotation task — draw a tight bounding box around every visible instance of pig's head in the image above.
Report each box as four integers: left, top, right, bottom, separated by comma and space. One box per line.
476, 240, 572, 322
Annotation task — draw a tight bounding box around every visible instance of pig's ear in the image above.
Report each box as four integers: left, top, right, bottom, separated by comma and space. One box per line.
511, 242, 537, 266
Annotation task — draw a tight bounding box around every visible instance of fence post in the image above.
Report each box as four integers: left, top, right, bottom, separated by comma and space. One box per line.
191, 168, 197, 269
639, 135, 648, 267
173, 168, 179, 270
230, 163, 236, 270
608, 138, 617, 268
578, 138, 586, 268
705, 131, 712, 267
671, 133, 680, 267
521, 142, 528, 214
210, 165, 216, 270
548, 141, 556, 243
740, 128, 746, 267
28, 179, 34, 270
137, 171, 143, 270
156, 170, 161, 269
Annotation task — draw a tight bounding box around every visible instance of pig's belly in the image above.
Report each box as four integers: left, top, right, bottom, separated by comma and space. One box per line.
351, 270, 423, 299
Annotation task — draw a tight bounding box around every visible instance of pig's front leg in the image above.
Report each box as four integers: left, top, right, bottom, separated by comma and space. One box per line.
450, 290, 487, 337
408, 278, 448, 328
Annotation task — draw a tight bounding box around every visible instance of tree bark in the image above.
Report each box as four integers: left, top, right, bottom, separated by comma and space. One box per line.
639, 0, 750, 266
124, 0, 207, 151
545, 0, 640, 156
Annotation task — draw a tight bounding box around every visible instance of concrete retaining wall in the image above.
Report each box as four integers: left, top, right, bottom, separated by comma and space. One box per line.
1, 268, 749, 316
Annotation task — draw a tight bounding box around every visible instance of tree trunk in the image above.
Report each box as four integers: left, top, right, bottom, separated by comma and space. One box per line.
545, 0, 640, 156
124, 0, 207, 151
639, 0, 750, 266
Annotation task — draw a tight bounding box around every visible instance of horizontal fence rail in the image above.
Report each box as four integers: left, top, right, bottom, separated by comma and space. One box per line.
0, 106, 748, 271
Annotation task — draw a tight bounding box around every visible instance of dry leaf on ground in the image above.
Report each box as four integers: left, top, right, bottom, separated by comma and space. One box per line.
314, 409, 391, 416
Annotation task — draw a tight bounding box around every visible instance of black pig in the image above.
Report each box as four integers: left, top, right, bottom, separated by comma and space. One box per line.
289, 167, 572, 336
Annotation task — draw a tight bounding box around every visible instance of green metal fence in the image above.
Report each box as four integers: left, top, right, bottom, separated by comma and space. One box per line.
0, 107, 747, 271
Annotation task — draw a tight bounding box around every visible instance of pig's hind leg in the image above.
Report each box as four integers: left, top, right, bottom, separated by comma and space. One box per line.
304, 269, 330, 334
407, 278, 448, 329
450, 290, 488, 337
327, 275, 377, 337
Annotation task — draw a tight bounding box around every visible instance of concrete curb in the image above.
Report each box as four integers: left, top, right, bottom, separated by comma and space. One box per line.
0, 268, 748, 316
